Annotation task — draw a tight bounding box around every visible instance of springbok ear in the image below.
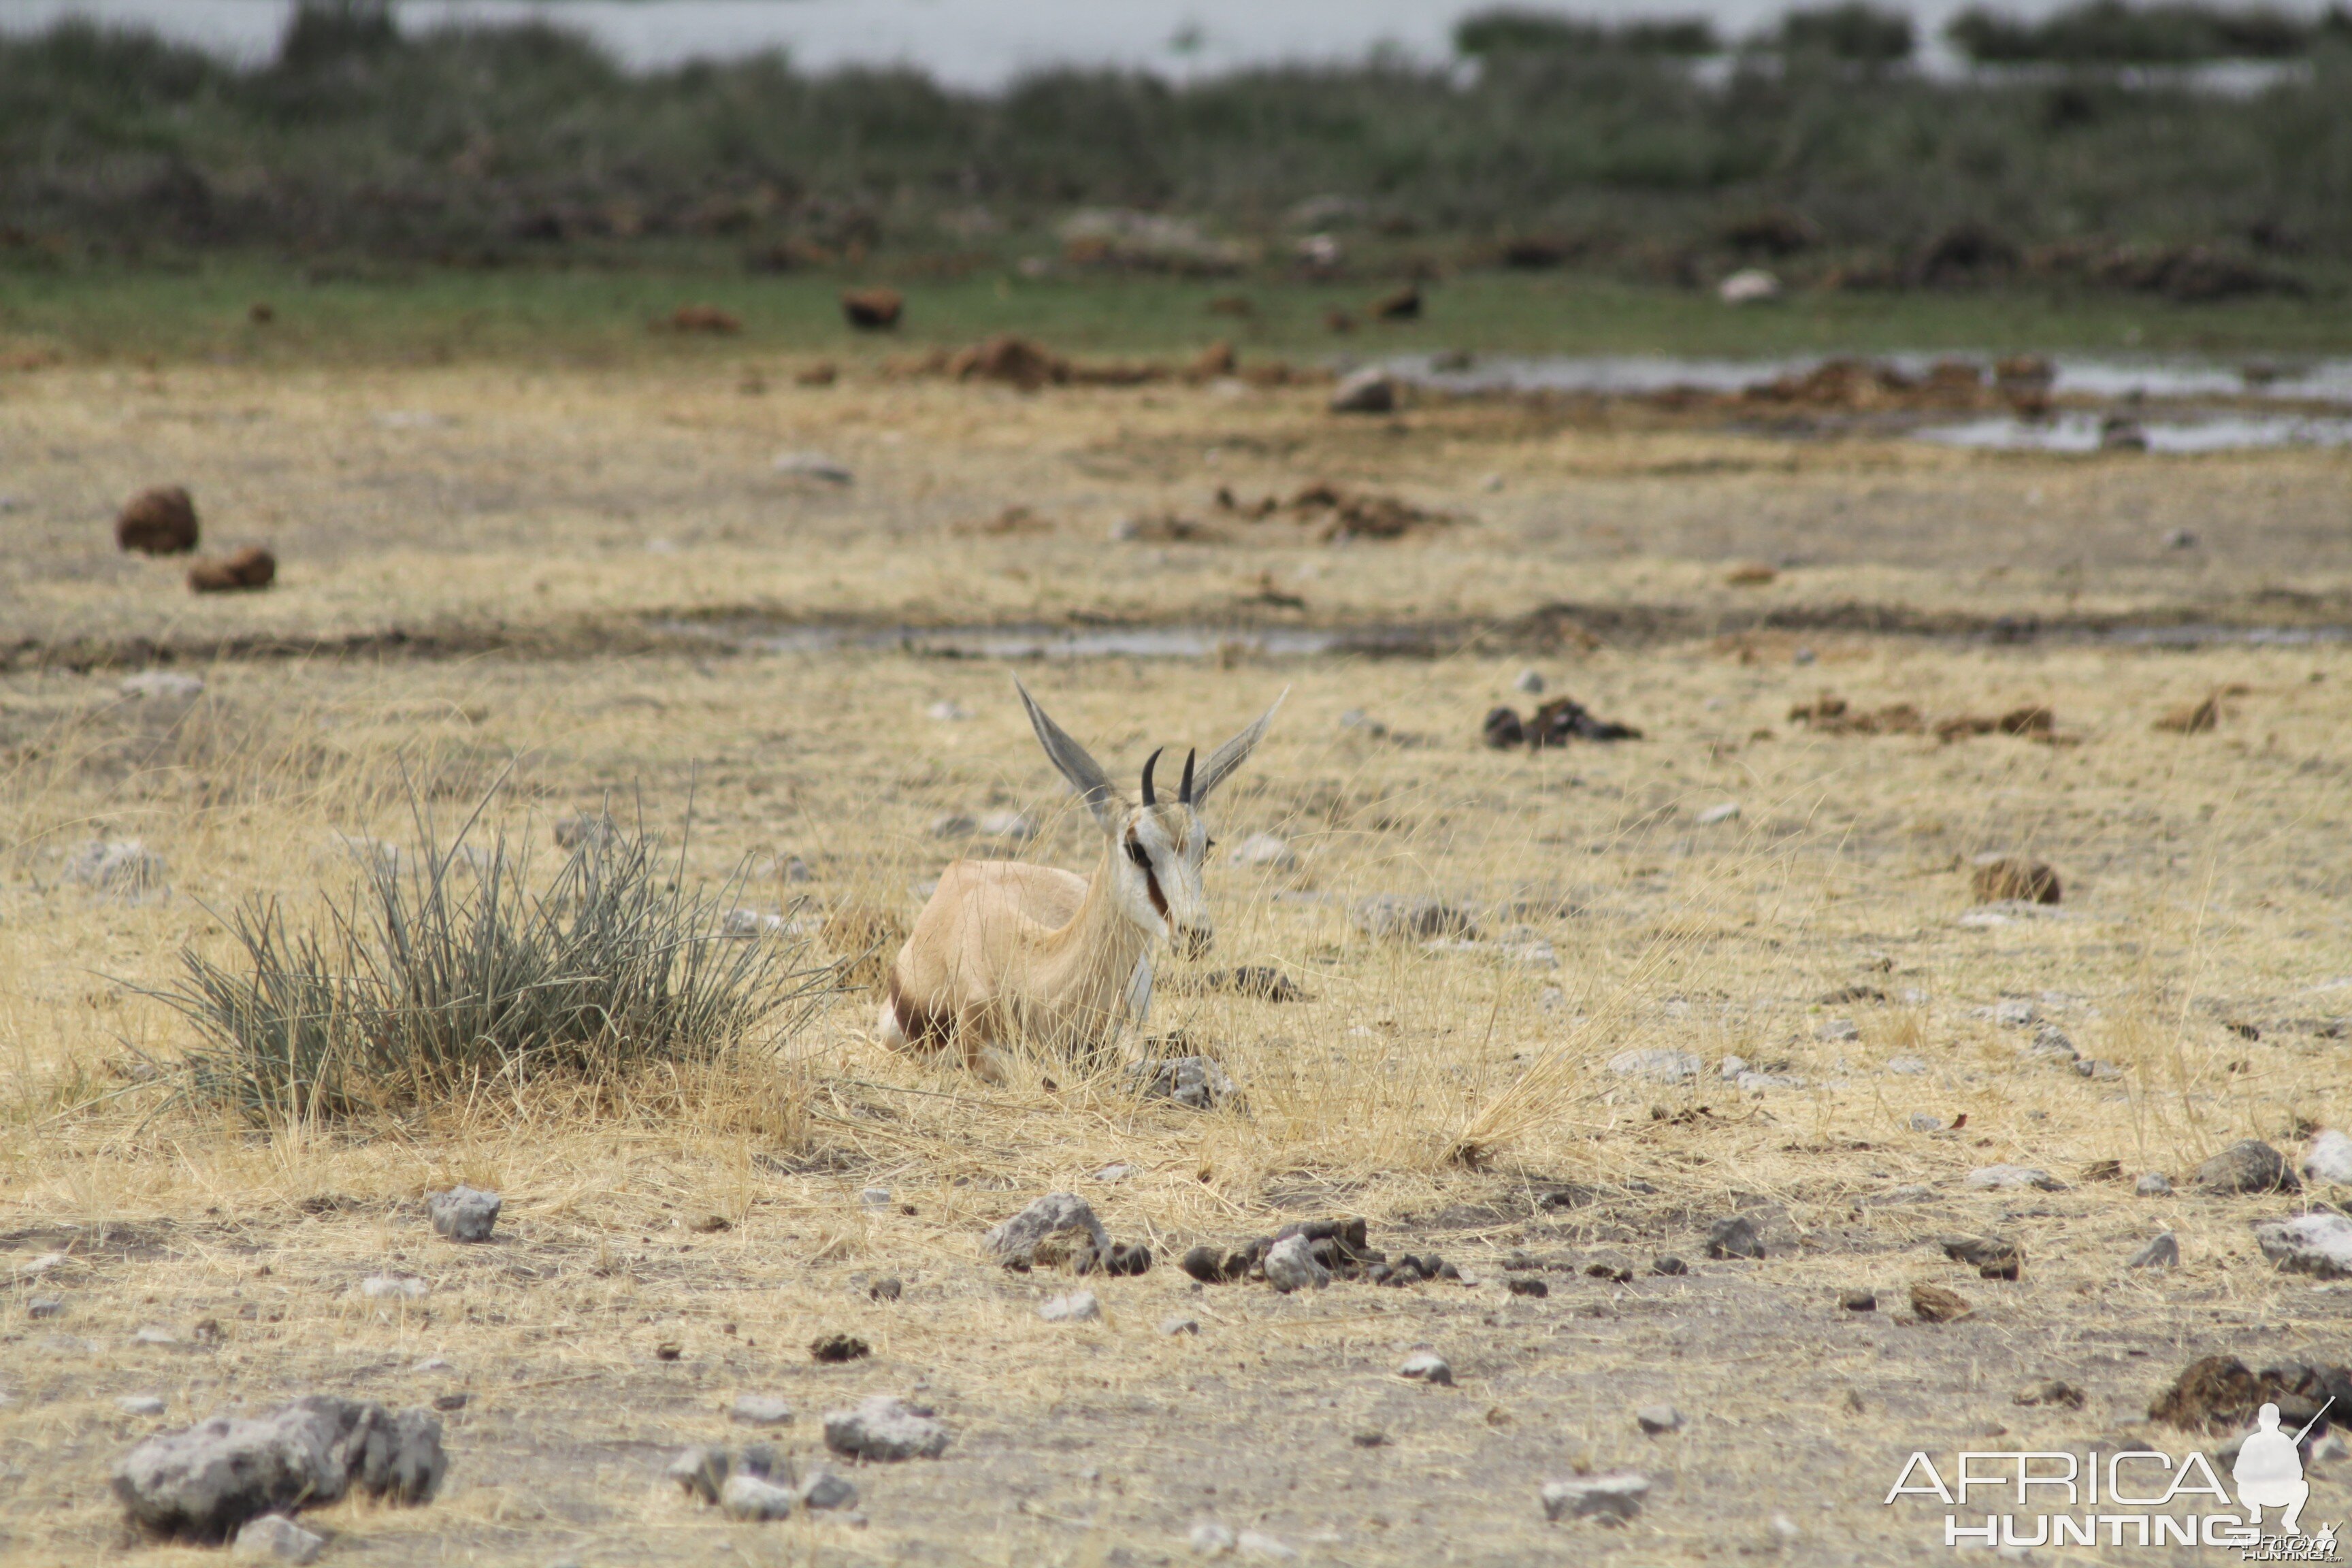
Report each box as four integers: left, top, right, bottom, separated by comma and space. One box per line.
1189, 687, 1288, 808
1014, 679, 1123, 830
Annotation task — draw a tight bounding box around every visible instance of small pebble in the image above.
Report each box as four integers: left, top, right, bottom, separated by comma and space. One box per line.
359, 1275, 429, 1301
868, 1276, 903, 1303
798, 1466, 858, 1510
1398, 1350, 1454, 1386
719, 1472, 798, 1521
2136, 1173, 2174, 1196
131, 1326, 177, 1345
1652, 1256, 1688, 1276
2129, 1232, 2180, 1270
117, 1395, 166, 1416
1160, 1316, 1201, 1336
1237, 1530, 1297, 1561
1191, 1521, 1239, 1556
27, 1298, 63, 1320
1841, 1289, 1878, 1312
732, 1394, 794, 1426
1040, 1291, 1101, 1322
233, 1514, 324, 1564
1635, 1403, 1684, 1434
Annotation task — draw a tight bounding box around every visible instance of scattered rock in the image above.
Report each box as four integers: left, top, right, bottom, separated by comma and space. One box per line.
1090, 1163, 1132, 1183
65, 840, 169, 902
799, 1467, 858, 1509
773, 451, 854, 485
823, 1396, 949, 1462
1940, 1235, 2023, 1279
1937, 705, 2056, 742
1695, 802, 1742, 827
553, 814, 616, 850
1653, 1256, 1688, 1276
1719, 268, 1781, 305
2129, 1233, 2180, 1269
2013, 1380, 2086, 1409
119, 1395, 168, 1416
1842, 1289, 1877, 1311
731, 1394, 793, 1427
133, 1326, 178, 1345
1226, 832, 1298, 870
1040, 1291, 1101, 1322
112, 1394, 444, 1541
1886, 1056, 1928, 1075
1191, 1521, 1239, 1556
120, 671, 206, 702
28, 1297, 63, 1319
1993, 998, 2038, 1028
2156, 691, 2229, 734
840, 288, 903, 330
721, 909, 800, 938
188, 546, 276, 593
2023, 1025, 2076, 1062
1910, 1283, 1974, 1324
232, 1514, 324, 1565
1908, 1113, 1946, 1132
667, 1445, 732, 1503
1190, 967, 1307, 1002
808, 1333, 869, 1364
2302, 1129, 2352, 1186
1237, 1529, 1298, 1560
117, 486, 200, 555
1353, 896, 1479, 943
1705, 1216, 1765, 1260
720, 1473, 798, 1520
2136, 1173, 2174, 1196
1965, 1165, 2063, 1192
1788, 693, 1925, 735
2151, 1355, 2267, 1432
359, 1275, 427, 1301
1541, 1473, 1649, 1524
1485, 696, 1644, 747
1328, 368, 1396, 414
1817, 1018, 1860, 1043
1611, 1049, 1702, 1085
1514, 668, 1546, 695
2256, 1213, 2352, 1279
1399, 1351, 1454, 1386
1971, 858, 2061, 904
1263, 1235, 1331, 1292
2195, 1139, 2298, 1195
1128, 1055, 1237, 1110
985, 1192, 1114, 1264
1160, 1316, 1201, 1337
1635, 1403, 1684, 1434
1505, 1277, 1550, 1298
429, 1393, 466, 1412
428, 1187, 501, 1243
868, 1276, 903, 1302
860, 1186, 892, 1209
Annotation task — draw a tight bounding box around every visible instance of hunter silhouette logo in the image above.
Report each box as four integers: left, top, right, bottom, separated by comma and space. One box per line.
2236, 1403, 2314, 1536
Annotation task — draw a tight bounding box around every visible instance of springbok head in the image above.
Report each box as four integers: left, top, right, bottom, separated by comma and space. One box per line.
1015, 680, 1285, 960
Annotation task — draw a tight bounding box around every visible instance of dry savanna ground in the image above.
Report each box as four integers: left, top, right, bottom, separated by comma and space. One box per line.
1, 353, 2351, 1565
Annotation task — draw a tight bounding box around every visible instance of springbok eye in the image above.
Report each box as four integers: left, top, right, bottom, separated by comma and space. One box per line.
1126, 837, 1152, 868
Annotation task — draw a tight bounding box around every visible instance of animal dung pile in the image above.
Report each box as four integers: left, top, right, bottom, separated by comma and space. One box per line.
187, 546, 276, 593
1482, 696, 1643, 747
949, 334, 1069, 390
116, 485, 199, 555
662, 303, 742, 334
1179, 1216, 1459, 1292
1787, 694, 1925, 734
2149, 1354, 2352, 1434
984, 1192, 1152, 1276
1211, 480, 1452, 543
1935, 704, 2054, 741
840, 287, 904, 329
1969, 855, 2061, 904
2155, 685, 2246, 734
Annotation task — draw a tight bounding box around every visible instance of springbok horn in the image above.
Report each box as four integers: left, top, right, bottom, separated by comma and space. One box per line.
1140, 747, 1164, 806
1178, 747, 1196, 805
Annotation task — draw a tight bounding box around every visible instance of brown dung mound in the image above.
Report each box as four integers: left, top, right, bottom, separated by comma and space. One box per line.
840, 288, 904, 330
187, 546, 276, 593
116, 486, 199, 555
664, 304, 742, 335
1970, 857, 2060, 904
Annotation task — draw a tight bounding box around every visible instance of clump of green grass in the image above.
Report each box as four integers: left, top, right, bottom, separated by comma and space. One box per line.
155, 800, 829, 1123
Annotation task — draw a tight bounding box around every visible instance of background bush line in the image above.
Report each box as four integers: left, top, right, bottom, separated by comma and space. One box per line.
0, 1, 2347, 275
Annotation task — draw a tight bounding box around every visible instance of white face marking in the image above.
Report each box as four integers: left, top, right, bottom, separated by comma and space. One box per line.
1117, 805, 1213, 958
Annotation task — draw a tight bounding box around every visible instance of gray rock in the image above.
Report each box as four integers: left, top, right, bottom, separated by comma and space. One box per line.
1352, 896, 1479, 943
1718, 1055, 1748, 1079
1398, 1351, 1454, 1386
1514, 668, 1546, 696
1695, 802, 1741, 827
2135, 1172, 2174, 1196
721, 909, 800, 938
65, 840, 168, 902
730, 1394, 793, 1427
1908, 1114, 1947, 1132
859, 1186, 893, 1209
2023, 1026, 2078, 1064
358, 1275, 428, 1301
1886, 1056, 1927, 1075
1993, 999, 2037, 1028
1129, 1055, 1237, 1110
1816, 1018, 1859, 1043
132, 1326, 178, 1345
232, 1514, 323, 1565
427, 1187, 500, 1243
1160, 1316, 1201, 1336
925, 700, 970, 723
1610, 1048, 1702, 1084
2303, 1129, 2352, 1186
552, 814, 616, 851
719, 1473, 797, 1521
928, 813, 977, 839
2195, 1139, 2298, 1195
1191, 1521, 1239, 1556
1040, 1291, 1101, 1322
1965, 1164, 2064, 1192
798, 1467, 858, 1510
1541, 1472, 1650, 1524
2075, 1057, 2123, 1080
122, 672, 206, 704
1237, 1530, 1298, 1561
112, 1394, 443, 1541
2256, 1213, 2352, 1279
1841, 1289, 1877, 1311
823, 1396, 949, 1462
984, 1192, 1113, 1264
27, 1297, 63, 1320
1090, 1163, 1133, 1183
2129, 1233, 2180, 1269
975, 810, 1035, 841
666, 1445, 732, 1503
1328, 368, 1397, 414
1262, 1234, 1330, 1293
1635, 1403, 1684, 1434
1226, 832, 1298, 871
118, 1395, 167, 1416
773, 451, 853, 485
1706, 1215, 1765, 1260
1737, 1071, 1804, 1093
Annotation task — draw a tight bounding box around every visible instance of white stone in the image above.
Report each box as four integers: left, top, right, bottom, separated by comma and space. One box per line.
359, 1275, 429, 1300
977, 811, 1035, 840
1608, 1048, 1701, 1083
731, 1394, 793, 1426
1635, 1403, 1684, 1434
1695, 802, 1742, 827
859, 1186, 893, 1209
1227, 832, 1298, 870
2135, 1172, 2173, 1196
1966, 1164, 2062, 1192
1718, 269, 1780, 306
1908, 1114, 1946, 1132
233, 1514, 324, 1565
1040, 1291, 1101, 1322
1543, 1471, 1650, 1523
2303, 1129, 2352, 1186
719, 1472, 798, 1521
1190, 1521, 1239, 1556
117, 1395, 167, 1416
1993, 999, 2037, 1028
773, 451, 853, 484
1886, 1056, 1927, 1075
428, 1186, 501, 1243
721, 909, 800, 938
1818, 1018, 1860, 1043
1262, 1235, 1330, 1293
1398, 1350, 1454, 1386
15, 1252, 65, 1279
1514, 668, 1546, 695
822, 1395, 949, 1462
1090, 1163, 1133, 1183
1328, 367, 1396, 414
64, 840, 167, 902
1719, 1055, 1749, 1079
2257, 1213, 2352, 1279
926, 700, 971, 722
1237, 1531, 1298, 1561
1160, 1316, 1201, 1336
120, 672, 205, 702
131, 1326, 177, 1345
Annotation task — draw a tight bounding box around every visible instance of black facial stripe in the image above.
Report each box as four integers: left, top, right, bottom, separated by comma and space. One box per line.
1143, 866, 1171, 924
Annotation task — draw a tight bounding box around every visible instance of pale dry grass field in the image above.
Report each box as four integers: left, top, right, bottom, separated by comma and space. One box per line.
1, 359, 2350, 1565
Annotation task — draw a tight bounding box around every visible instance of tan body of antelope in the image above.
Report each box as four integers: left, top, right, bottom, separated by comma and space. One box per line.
877, 680, 1282, 1073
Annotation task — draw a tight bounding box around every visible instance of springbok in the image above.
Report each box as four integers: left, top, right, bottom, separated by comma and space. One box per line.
878, 679, 1284, 1074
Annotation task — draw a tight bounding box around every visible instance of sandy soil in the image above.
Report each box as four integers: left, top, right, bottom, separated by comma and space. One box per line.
1, 361, 2350, 1565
